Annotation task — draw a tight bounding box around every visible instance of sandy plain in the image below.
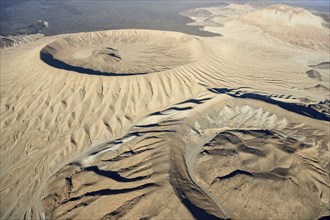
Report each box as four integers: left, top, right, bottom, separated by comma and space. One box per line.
0, 3, 329, 220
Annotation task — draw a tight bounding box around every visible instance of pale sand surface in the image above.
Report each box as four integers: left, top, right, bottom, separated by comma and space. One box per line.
0, 4, 329, 220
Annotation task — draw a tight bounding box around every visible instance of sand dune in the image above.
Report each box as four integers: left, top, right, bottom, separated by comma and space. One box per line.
237, 5, 329, 50
0, 34, 44, 48
186, 4, 330, 51
1, 4, 330, 220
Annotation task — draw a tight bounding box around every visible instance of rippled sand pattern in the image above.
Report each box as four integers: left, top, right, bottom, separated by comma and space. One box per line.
1, 4, 330, 220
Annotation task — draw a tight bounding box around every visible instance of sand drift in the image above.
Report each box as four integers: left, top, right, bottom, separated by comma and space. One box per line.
1, 4, 330, 220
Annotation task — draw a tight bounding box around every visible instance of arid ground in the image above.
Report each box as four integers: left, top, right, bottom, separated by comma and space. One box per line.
0, 2, 329, 220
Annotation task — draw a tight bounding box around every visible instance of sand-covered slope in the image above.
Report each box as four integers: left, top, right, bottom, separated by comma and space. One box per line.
40, 30, 201, 75
185, 4, 330, 51
1, 7, 329, 220
237, 4, 329, 50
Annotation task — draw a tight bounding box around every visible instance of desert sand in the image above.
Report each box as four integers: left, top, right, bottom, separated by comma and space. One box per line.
0, 4, 329, 220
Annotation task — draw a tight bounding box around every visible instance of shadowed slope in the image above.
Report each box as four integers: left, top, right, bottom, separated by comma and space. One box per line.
0, 23, 329, 219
